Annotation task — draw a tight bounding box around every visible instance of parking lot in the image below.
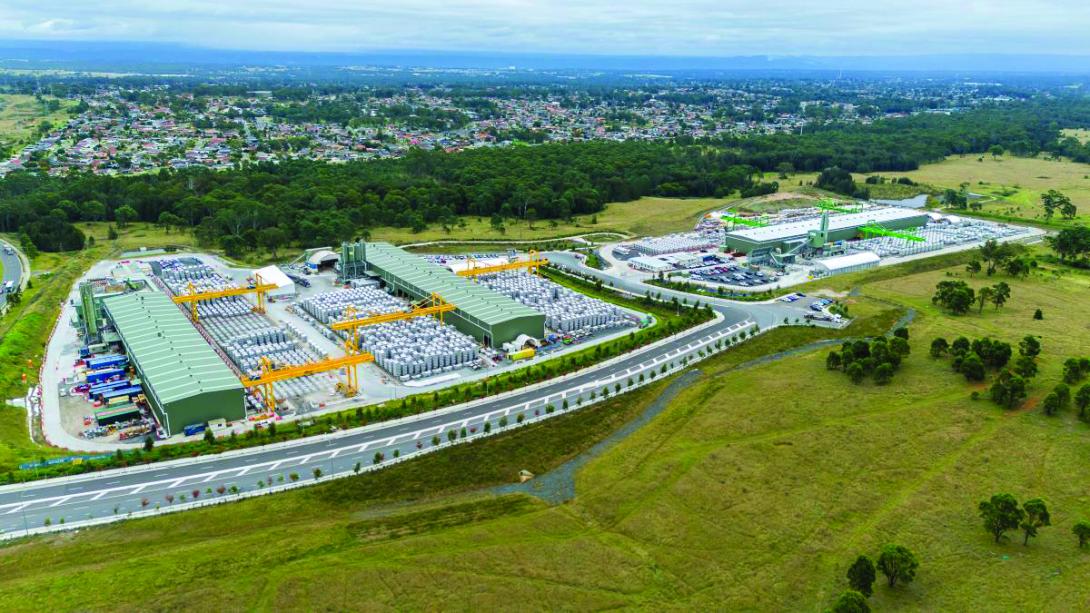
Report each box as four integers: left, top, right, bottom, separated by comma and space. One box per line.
687, 262, 784, 287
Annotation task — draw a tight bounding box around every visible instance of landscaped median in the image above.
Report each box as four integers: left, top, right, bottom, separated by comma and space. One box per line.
7, 267, 715, 483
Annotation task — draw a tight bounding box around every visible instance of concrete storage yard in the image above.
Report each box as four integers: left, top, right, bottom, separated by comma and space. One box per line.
479, 271, 637, 334
295, 286, 483, 382
629, 232, 720, 256
45, 245, 649, 449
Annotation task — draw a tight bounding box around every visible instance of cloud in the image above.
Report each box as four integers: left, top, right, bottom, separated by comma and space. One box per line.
0, 0, 1088, 56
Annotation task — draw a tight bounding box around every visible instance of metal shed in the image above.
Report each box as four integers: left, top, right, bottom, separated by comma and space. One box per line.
102, 292, 245, 436
362, 242, 546, 347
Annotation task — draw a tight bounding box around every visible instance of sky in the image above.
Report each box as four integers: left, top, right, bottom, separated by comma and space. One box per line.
0, 1, 1089, 57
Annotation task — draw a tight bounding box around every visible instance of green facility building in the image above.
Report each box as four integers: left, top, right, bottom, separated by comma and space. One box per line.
723, 208, 930, 254
102, 292, 245, 436
358, 242, 546, 347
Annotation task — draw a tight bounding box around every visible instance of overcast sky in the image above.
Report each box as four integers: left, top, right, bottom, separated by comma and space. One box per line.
1, 1, 1088, 57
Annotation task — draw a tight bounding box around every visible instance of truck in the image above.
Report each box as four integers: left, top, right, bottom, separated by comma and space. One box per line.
510, 347, 536, 361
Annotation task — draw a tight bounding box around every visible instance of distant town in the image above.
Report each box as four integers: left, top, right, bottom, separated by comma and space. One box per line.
1, 75, 1020, 177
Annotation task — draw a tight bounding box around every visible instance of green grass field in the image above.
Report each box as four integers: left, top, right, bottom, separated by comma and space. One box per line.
4, 250, 1089, 610
0, 95, 73, 156
1060, 128, 1090, 144
369, 196, 732, 244
860, 154, 1090, 225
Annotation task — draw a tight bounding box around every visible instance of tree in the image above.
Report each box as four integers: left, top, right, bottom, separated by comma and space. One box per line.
18, 232, 38, 259
826, 351, 842, 370
876, 544, 918, 587
1042, 392, 1062, 416
893, 327, 909, 341
930, 337, 949, 358
966, 259, 982, 276
1047, 226, 1090, 263
1041, 189, 1074, 221
1004, 257, 1030, 279
991, 282, 1011, 309
1054, 382, 1071, 409
846, 362, 865, 384
979, 493, 1024, 543
932, 280, 974, 315
976, 285, 994, 314
1019, 335, 1041, 358
959, 352, 986, 382
951, 336, 971, 356
990, 369, 1027, 408
203, 426, 215, 444
143, 435, 155, 452
847, 555, 876, 598
1075, 384, 1090, 420
258, 227, 289, 259
831, 590, 870, 613
1020, 498, 1051, 546
889, 336, 910, 358
873, 363, 894, 385
1034, 308, 1044, 320
1013, 355, 1038, 379
1073, 520, 1090, 548
988, 144, 1005, 159
1063, 358, 1085, 384
115, 205, 138, 228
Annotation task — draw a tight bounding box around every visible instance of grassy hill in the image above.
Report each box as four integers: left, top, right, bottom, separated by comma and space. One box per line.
368, 196, 732, 244
859, 154, 1090, 226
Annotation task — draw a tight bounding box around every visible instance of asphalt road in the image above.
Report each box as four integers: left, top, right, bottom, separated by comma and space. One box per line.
0, 242, 23, 309
0, 253, 821, 535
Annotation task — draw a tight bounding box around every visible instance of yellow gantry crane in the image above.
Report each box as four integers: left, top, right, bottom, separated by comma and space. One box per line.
171, 273, 279, 322
457, 250, 548, 279
331, 293, 455, 346
241, 339, 375, 412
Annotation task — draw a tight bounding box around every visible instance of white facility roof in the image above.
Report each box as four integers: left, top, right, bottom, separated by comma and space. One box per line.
307, 249, 339, 265
725, 207, 927, 242
630, 255, 673, 271
814, 251, 881, 272
253, 265, 294, 294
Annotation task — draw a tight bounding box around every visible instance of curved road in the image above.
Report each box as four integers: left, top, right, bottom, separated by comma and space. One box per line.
0, 254, 822, 536
0, 241, 23, 310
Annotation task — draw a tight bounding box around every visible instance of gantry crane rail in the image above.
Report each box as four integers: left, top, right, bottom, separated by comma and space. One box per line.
814, 198, 862, 214
858, 222, 926, 242
241, 340, 375, 412
331, 293, 455, 345
714, 213, 768, 228
171, 273, 278, 322
457, 251, 548, 278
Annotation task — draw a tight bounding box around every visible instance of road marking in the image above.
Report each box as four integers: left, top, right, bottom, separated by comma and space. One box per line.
91, 491, 107, 501
49, 496, 73, 508
4, 503, 29, 515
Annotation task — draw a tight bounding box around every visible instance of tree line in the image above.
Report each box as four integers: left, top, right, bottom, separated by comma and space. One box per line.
5, 97, 1090, 254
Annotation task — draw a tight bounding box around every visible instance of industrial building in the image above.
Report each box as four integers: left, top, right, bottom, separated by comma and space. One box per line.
351, 242, 546, 347
102, 292, 245, 436
723, 207, 930, 255
810, 251, 881, 277
76, 277, 148, 345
